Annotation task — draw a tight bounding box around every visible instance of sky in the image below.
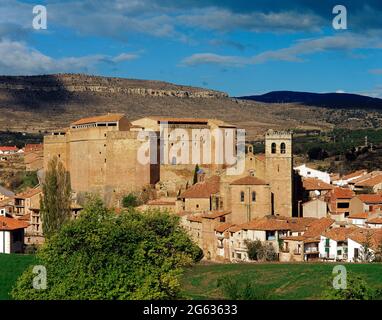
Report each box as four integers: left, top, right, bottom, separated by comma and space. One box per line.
0, 0, 382, 96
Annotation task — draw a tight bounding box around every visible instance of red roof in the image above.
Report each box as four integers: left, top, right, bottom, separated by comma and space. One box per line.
240, 217, 290, 231
24, 144, 43, 152
342, 170, 367, 181
330, 187, 355, 199
367, 217, 382, 224
180, 176, 220, 198
72, 113, 125, 126
0, 216, 29, 231
230, 176, 268, 185
303, 178, 333, 191
348, 212, 369, 219
302, 217, 335, 238
357, 194, 382, 204
0, 146, 18, 152
356, 175, 382, 187
215, 223, 234, 233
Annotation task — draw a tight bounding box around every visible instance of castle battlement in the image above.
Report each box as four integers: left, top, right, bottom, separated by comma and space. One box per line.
266, 129, 293, 138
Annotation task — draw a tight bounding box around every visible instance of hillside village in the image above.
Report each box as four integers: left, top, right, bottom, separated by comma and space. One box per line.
1, 113, 382, 263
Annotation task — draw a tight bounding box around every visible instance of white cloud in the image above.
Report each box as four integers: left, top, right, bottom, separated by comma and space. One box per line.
181, 53, 247, 66
0, 39, 140, 75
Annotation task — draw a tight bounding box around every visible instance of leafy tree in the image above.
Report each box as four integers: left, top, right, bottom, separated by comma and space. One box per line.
323, 274, 382, 300
245, 239, 262, 261
360, 231, 374, 262
40, 156, 71, 239
307, 147, 328, 160
193, 164, 200, 185
122, 193, 139, 208
12, 199, 202, 300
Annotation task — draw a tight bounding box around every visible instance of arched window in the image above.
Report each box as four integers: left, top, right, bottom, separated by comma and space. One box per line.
271, 142, 276, 154
240, 191, 245, 202
171, 156, 177, 165
280, 142, 286, 154
252, 191, 256, 202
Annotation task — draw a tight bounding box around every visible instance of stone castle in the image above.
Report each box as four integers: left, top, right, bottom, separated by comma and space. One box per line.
43, 113, 294, 219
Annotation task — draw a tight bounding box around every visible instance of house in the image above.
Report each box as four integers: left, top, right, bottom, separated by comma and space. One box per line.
347, 228, 382, 262
13, 187, 42, 217
0, 186, 14, 201
302, 199, 327, 218
302, 177, 333, 200
0, 146, 19, 155
295, 164, 331, 184
0, 216, 29, 253
354, 174, 382, 193
332, 170, 367, 187
349, 194, 382, 215
347, 212, 369, 226
319, 227, 357, 261
24, 143, 44, 171
326, 187, 355, 221
366, 217, 382, 229
137, 197, 177, 213
0, 199, 14, 217
178, 176, 221, 213
280, 217, 335, 262
348, 171, 382, 191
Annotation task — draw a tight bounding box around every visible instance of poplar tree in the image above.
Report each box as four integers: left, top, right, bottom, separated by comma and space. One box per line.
41, 156, 72, 238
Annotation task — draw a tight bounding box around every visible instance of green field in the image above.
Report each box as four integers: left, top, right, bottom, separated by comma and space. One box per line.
2, 254, 382, 300
181, 263, 382, 300
0, 254, 36, 300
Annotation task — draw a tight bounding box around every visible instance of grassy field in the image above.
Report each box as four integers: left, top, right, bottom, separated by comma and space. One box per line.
0, 254, 36, 300
181, 263, 382, 300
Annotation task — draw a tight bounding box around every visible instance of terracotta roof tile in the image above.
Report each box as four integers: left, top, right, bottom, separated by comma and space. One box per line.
348, 228, 382, 250
187, 215, 202, 223
24, 144, 43, 152
357, 194, 382, 204
180, 176, 220, 198
240, 217, 290, 231
302, 217, 335, 238
367, 217, 382, 224
342, 170, 368, 181
322, 227, 358, 242
355, 175, 382, 187
302, 178, 334, 191
15, 187, 42, 199
348, 212, 369, 219
329, 187, 355, 199
0, 216, 29, 231
202, 211, 230, 219
215, 223, 234, 233
72, 113, 125, 126
230, 176, 268, 186
0, 146, 18, 152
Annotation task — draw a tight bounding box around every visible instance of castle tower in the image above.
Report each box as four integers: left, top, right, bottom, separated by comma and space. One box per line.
265, 130, 293, 217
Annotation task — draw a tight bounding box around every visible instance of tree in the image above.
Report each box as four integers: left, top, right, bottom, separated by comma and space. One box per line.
12, 198, 203, 300
122, 193, 139, 208
245, 240, 278, 261
193, 164, 200, 185
323, 274, 382, 300
245, 239, 262, 261
360, 231, 374, 262
40, 156, 71, 239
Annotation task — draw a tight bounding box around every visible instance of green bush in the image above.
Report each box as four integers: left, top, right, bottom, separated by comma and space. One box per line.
122, 193, 139, 208
11, 198, 202, 300
217, 276, 269, 300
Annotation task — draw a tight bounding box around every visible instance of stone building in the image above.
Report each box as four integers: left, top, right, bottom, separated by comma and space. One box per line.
44, 114, 160, 204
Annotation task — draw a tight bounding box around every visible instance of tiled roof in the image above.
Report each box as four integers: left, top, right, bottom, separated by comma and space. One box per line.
15, 187, 42, 199
0, 186, 15, 197
240, 217, 290, 231
202, 211, 231, 219
215, 223, 234, 233
187, 215, 202, 223
0, 146, 18, 152
286, 217, 318, 232
356, 175, 382, 187
227, 225, 242, 233
330, 187, 355, 199
180, 176, 220, 198
367, 217, 382, 224
348, 212, 369, 219
351, 171, 382, 184
348, 228, 382, 250
0, 216, 29, 231
322, 227, 357, 242
230, 176, 268, 186
302, 178, 334, 191
24, 144, 43, 152
147, 199, 176, 206
72, 113, 125, 125
342, 170, 367, 181
302, 217, 335, 238
147, 116, 210, 123
357, 194, 382, 204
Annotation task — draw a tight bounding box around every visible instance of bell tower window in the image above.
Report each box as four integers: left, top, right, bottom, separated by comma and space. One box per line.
280, 142, 286, 154
271, 143, 276, 154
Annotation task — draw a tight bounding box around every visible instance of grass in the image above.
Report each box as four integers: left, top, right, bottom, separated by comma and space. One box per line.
181, 262, 382, 300
0, 253, 37, 300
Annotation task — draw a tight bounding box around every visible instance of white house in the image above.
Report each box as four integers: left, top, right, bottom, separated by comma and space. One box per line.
366, 217, 382, 229
295, 164, 331, 184
319, 227, 356, 261
347, 229, 382, 262
0, 216, 29, 254
347, 212, 369, 226
332, 170, 368, 187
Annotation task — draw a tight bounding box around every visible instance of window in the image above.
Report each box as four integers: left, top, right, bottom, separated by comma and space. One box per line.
280, 142, 286, 154
325, 238, 330, 247
196, 204, 199, 209
252, 191, 256, 202
271, 142, 276, 154
337, 250, 342, 255
171, 157, 177, 165
240, 191, 245, 202
354, 248, 359, 259
337, 202, 349, 209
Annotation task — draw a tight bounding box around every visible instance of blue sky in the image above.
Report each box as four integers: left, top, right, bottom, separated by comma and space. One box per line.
1, 0, 382, 96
